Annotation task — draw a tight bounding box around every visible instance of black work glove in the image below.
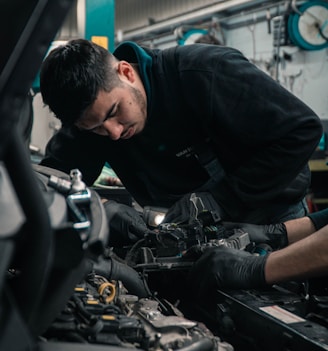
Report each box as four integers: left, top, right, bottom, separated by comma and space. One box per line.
163, 191, 222, 224
188, 246, 268, 294
103, 200, 149, 247
222, 222, 288, 250
307, 208, 328, 231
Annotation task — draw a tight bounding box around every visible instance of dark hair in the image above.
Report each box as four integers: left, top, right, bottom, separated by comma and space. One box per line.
195, 34, 222, 45
40, 39, 120, 126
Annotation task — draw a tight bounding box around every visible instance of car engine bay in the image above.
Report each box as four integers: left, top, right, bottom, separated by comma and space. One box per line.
35, 172, 328, 351
1, 1, 328, 350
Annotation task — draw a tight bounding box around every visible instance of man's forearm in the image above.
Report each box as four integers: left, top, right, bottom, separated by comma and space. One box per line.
284, 216, 316, 244
265, 225, 328, 284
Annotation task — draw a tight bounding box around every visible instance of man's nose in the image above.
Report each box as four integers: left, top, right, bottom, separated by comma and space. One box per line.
103, 120, 124, 140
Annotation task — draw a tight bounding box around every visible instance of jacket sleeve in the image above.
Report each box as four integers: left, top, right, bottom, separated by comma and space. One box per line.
40, 126, 106, 186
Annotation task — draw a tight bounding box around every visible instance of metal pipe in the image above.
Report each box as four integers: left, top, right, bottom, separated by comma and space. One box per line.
120, 0, 289, 44
121, 0, 255, 40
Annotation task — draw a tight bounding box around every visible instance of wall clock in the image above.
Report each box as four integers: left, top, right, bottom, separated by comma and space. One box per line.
288, 0, 328, 50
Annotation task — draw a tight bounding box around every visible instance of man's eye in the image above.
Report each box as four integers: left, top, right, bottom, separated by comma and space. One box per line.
91, 126, 107, 135
90, 125, 104, 133
106, 106, 118, 120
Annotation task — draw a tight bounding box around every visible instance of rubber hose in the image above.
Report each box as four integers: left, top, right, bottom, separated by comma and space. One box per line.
93, 257, 150, 298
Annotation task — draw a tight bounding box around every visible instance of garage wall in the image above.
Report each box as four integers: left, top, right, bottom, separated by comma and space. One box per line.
227, 21, 328, 121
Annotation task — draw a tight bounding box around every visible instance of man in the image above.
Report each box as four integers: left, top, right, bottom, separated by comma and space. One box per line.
39, 38, 322, 225
188, 208, 328, 292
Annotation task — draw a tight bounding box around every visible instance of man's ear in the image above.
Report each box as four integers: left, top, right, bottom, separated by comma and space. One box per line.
117, 61, 135, 83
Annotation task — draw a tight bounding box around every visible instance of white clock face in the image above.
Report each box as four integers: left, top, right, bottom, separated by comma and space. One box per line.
298, 5, 328, 45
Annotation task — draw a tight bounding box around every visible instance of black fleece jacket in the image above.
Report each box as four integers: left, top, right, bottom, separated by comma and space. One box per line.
40, 42, 322, 223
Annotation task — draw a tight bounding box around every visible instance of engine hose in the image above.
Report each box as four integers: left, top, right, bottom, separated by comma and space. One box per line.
98, 281, 116, 303
93, 257, 151, 298
176, 338, 214, 351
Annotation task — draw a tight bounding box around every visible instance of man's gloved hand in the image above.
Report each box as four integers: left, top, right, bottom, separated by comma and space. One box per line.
222, 222, 288, 250
163, 191, 223, 224
187, 246, 269, 295
103, 200, 149, 247
307, 207, 328, 231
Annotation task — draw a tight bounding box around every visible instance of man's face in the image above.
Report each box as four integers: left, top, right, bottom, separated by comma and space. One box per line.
76, 61, 147, 140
